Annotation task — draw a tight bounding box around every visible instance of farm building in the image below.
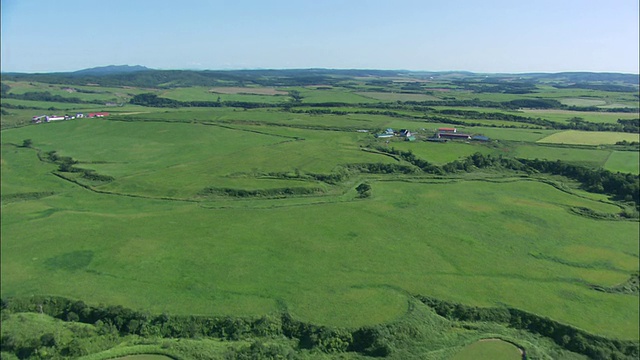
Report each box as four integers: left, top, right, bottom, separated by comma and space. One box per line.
46, 115, 66, 122
88, 112, 110, 118
375, 133, 393, 138
385, 128, 394, 134
472, 135, 490, 142
438, 127, 457, 133
399, 129, 412, 137
437, 132, 471, 140
406, 135, 416, 141
76, 113, 84, 118
31, 115, 46, 123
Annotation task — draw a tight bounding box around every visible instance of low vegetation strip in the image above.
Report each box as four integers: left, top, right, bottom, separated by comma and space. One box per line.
0, 191, 55, 204
198, 186, 324, 198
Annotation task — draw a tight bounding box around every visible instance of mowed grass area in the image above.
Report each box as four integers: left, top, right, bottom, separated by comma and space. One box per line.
604, 151, 640, 174
537, 130, 640, 145
452, 339, 522, 360
2, 129, 638, 339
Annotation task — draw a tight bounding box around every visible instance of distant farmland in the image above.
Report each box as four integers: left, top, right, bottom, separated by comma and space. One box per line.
1, 70, 638, 360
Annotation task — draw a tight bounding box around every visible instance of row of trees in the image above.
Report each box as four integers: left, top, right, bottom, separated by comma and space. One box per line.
0, 296, 379, 356
369, 147, 639, 210
2, 91, 105, 105
3, 294, 637, 359
198, 186, 323, 198
129, 93, 276, 109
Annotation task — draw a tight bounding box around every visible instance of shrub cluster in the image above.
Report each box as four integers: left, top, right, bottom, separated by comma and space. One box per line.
45, 151, 114, 182
198, 186, 323, 198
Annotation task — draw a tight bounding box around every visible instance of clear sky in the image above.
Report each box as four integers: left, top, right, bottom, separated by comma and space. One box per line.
1, 0, 638, 73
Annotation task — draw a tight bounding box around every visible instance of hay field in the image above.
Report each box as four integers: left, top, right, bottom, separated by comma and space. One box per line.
537, 130, 640, 145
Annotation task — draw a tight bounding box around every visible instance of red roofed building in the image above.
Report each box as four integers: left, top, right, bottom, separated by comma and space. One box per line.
438, 127, 457, 133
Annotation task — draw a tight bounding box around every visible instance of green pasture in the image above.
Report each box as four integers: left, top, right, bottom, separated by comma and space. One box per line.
604, 151, 640, 174
537, 130, 640, 145
451, 339, 522, 360
2, 137, 638, 339
467, 127, 556, 142
511, 144, 611, 167
2, 78, 639, 357
387, 140, 500, 164
559, 98, 607, 107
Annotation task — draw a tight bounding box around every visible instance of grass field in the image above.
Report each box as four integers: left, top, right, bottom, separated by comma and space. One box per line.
604, 151, 640, 174
2, 128, 638, 338
559, 98, 607, 107
511, 144, 611, 167
537, 130, 640, 145
452, 339, 522, 360
1, 75, 639, 359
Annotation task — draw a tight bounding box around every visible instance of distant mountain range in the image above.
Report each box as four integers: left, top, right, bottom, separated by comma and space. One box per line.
72, 65, 152, 76
1, 66, 638, 88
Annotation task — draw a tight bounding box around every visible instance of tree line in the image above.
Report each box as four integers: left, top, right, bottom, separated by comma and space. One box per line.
1, 91, 105, 105
3, 294, 637, 359
370, 147, 639, 210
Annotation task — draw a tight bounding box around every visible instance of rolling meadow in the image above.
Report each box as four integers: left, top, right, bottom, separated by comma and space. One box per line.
1, 70, 639, 359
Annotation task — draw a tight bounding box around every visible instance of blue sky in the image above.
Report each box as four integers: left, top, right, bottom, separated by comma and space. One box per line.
1, 0, 638, 73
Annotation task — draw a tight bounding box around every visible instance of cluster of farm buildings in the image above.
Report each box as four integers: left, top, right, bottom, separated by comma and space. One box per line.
375, 127, 489, 142
31, 112, 109, 124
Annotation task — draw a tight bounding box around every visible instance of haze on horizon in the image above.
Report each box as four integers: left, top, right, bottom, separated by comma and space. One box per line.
1, 0, 638, 74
